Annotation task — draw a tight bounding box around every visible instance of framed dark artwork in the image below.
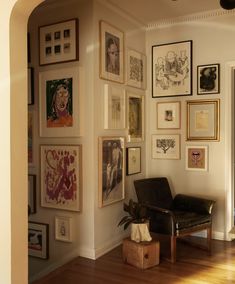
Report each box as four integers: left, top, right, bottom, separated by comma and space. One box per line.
27, 32, 31, 64
197, 64, 220, 95
28, 174, 36, 214
28, 67, 34, 105
152, 40, 192, 98
39, 18, 79, 66
126, 147, 141, 175
98, 136, 125, 207
28, 222, 49, 259
28, 111, 34, 166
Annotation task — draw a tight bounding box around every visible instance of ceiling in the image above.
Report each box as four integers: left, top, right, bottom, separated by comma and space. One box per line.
104, 0, 223, 26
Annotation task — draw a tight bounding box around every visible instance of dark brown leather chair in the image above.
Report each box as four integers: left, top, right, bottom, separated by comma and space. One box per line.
134, 177, 215, 263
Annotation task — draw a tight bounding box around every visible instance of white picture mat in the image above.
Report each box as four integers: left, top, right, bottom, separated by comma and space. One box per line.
55, 216, 73, 242
152, 134, 180, 159
185, 145, 208, 171
157, 101, 181, 129
127, 147, 141, 175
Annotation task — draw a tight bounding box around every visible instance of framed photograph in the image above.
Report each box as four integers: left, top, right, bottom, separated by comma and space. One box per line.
39, 67, 80, 137
186, 145, 208, 171
197, 64, 220, 95
126, 92, 144, 142
40, 145, 82, 211
104, 84, 125, 129
55, 216, 73, 242
187, 99, 220, 141
28, 111, 34, 166
28, 222, 49, 259
99, 20, 124, 84
98, 137, 125, 207
152, 134, 180, 159
28, 174, 36, 214
28, 67, 34, 105
39, 18, 79, 66
126, 147, 141, 175
157, 101, 181, 129
152, 40, 192, 98
126, 48, 146, 89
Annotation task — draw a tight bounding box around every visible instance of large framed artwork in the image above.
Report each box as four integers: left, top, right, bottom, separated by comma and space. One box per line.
39, 67, 79, 137
28, 222, 49, 259
98, 137, 125, 208
40, 145, 82, 211
186, 145, 208, 171
39, 18, 79, 66
28, 111, 34, 166
99, 20, 124, 84
126, 92, 144, 142
126, 147, 141, 175
187, 99, 220, 141
28, 174, 36, 214
126, 48, 146, 89
157, 101, 181, 129
104, 84, 125, 129
55, 216, 73, 242
152, 40, 192, 98
152, 134, 180, 159
197, 63, 220, 95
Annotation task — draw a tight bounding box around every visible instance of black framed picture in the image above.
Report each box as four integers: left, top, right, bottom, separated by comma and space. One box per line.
126, 147, 141, 175
197, 63, 220, 95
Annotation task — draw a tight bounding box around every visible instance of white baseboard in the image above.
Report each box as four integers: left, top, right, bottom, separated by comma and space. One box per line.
192, 230, 225, 241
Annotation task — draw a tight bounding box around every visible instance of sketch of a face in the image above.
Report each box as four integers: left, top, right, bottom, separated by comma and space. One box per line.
165, 110, 173, 121
54, 85, 69, 113
106, 33, 120, 75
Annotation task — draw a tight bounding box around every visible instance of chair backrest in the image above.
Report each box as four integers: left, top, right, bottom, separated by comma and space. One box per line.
134, 177, 173, 209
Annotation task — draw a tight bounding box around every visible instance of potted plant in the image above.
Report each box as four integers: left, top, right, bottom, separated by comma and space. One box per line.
118, 199, 152, 243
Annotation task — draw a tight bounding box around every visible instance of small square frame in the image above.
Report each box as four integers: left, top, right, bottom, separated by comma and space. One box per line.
39, 18, 79, 66
197, 64, 220, 95
55, 216, 73, 242
157, 101, 181, 129
152, 134, 180, 159
186, 145, 208, 171
28, 174, 36, 214
126, 147, 141, 175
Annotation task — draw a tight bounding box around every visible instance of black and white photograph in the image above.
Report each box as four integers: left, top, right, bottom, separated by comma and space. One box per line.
197, 64, 220, 95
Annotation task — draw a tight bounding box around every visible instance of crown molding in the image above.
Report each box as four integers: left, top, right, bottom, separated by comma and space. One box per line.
147, 8, 235, 30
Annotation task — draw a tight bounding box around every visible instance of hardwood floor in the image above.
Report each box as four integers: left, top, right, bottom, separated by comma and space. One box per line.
32, 236, 235, 284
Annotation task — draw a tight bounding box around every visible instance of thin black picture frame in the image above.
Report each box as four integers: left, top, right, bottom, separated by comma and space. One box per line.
197, 63, 220, 95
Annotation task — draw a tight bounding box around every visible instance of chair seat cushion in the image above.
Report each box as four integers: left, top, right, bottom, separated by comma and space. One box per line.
174, 211, 211, 230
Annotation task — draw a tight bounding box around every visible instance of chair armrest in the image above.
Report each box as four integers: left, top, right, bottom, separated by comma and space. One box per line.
173, 194, 216, 215
144, 203, 175, 218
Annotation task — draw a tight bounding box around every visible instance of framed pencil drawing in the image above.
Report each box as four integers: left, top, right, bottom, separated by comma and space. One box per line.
39, 66, 80, 137
157, 101, 181, 129
186, 145, 208, 171
39, 18, 79, 66
98, 136, 125, 207
126, 147, 141, 175
100, 20, 124, 84
28, 174, 36, 214
152, 40, 192, 98
40, 144, 82, 211
152, 134, 180, 159
126, 48, 146, 89
55, 216, 73, 242
126, 92, 144, 142
28, 222, 49, 259
104, 84, 125, 129
197, 64, 220, 95
187, 99, 220, 141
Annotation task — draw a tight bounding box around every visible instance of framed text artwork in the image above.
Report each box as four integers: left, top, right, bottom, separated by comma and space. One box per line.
39, 67, 80, 137
40, 144, 82, 211
126, 147, 141, 175
157, 101, 181, 129
185, 145, 208, 171
197, 63, 220, 95
98, 137, 125, 208
100, 20, 124, 84
152, 40, 192, 98
104, 84, 125, 129
152, 134, 180, 160
39, 18, 79, 66
186, 99, 220, 141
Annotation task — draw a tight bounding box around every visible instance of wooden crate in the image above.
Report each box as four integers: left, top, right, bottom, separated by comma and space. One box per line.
122, 238, 160, 269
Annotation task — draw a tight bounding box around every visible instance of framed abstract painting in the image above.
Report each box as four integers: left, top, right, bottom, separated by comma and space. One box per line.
197, 63, 220, 95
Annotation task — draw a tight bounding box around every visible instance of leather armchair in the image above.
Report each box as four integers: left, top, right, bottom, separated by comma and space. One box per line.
134, 177, 216, 263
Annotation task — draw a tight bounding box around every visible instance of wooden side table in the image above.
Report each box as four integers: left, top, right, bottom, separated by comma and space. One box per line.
122, 237, 160, 269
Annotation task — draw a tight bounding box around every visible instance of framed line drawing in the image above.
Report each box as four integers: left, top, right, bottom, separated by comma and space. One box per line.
28, 222, 49, 259
126, 147, 141, 175
40, 144, 82, 212
157, 101, 181, 129
197, 63, 220, 95
126, 92, 144, 142
39, 67, 80, 137
104, 84, 125, 129
152, 40, 192, 98
28, 111, 34, 166
100, 20, 124, 84
126, 48, 146, 89
28, 174, 36, 214
98, 136, 125, 208
187, 99, 220, 141
55, 216, 73, 242
152, 134, 180, 159
186, 145, 208, 171
39, 18, 79, 66
28, 67, 34, 105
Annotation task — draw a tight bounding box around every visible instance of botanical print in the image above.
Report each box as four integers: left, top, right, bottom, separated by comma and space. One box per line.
46, 78, 73, 128
156, 138, 176, 154
41, 145, 81, 211
28, 112, 33, 165
129, 97, 142, 139
195, 110, 209, 131
152, 134, 180, 159
188, 148, 205, 169
129, 55, 143, 83
105, 32, 120, 75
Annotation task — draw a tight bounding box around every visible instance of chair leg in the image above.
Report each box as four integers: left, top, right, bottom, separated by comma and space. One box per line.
207, 226, 212, 254
170, 236, 176, 263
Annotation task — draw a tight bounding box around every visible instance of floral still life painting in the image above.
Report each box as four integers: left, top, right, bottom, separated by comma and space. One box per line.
40, 145, 82, 211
